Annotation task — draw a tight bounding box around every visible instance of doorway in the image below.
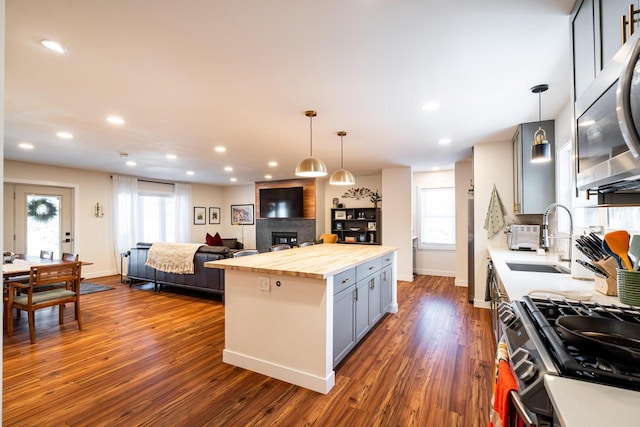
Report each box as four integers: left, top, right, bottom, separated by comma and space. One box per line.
3, 184, 74, 258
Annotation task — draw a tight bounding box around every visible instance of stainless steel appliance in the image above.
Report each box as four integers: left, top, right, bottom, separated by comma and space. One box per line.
576, 31, 640, 194
509, 225, 540, 251
499, 297, 640, 426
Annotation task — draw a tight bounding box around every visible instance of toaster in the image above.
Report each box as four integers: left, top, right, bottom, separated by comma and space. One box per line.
509, 225, 540, 251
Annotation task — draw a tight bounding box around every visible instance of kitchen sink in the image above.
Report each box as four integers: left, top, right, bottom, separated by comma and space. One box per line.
506, 262, 570, 274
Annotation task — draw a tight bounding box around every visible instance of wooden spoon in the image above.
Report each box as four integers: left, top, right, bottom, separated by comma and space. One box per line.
604, 230, 633, 271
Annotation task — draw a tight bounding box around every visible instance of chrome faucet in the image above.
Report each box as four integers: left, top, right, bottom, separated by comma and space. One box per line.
542, 203, 573, 265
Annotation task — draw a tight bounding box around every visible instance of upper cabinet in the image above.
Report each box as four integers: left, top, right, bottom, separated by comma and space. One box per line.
513, 121, 556, 214
572, 0, 640, 101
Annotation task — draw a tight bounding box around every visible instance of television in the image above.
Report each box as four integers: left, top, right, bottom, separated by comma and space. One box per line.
259, 187, 304, 218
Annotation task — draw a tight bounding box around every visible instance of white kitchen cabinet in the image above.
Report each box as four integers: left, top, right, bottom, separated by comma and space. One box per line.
512, 120, 556, 214
381, 264, 393, 313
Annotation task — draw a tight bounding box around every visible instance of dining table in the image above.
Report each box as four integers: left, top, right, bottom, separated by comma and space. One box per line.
3, 256, 93, 280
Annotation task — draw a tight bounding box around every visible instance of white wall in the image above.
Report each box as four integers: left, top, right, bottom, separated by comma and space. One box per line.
382, 167, 413, 281
223, 184, 256, 249
413, 169, 456, 277
473, 141, 514, 307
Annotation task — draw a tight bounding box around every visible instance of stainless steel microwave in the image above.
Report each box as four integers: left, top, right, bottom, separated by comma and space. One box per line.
576, 31, 640, 192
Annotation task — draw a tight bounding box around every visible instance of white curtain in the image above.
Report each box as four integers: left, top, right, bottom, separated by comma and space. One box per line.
112, 175, 138, 272
174, 183, 191, 243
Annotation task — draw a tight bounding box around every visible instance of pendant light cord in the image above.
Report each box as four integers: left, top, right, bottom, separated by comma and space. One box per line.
340, 134, 344, 168
538, 91, 542, 129
309, 115, 313, 157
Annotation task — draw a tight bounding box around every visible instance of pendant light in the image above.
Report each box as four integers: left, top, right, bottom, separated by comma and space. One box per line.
530, 84, 551, 163
295, 110, 327, 177
329, 131, 356, 186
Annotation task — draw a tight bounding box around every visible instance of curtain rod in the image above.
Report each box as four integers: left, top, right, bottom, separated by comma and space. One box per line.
110, 175, 175, 186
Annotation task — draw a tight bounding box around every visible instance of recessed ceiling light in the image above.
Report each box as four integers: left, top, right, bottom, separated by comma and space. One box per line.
56, 131, 73, 139
438, 138, 452, 145
230, 177, 237, 182
214, 146, 226, 153
186, 171, 195, 176
268, 161, 278, 167
166, 154, 177, 160
40, 39, 67, 54
106, 116, 125, 125
18, 142, 34, 150
265, 174, 272, 179
126, 161, 136, 167
421, 102, 440, 112
224, 166, 233, 172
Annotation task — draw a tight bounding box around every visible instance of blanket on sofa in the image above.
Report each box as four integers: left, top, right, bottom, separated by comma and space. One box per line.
145, 242, 203, 274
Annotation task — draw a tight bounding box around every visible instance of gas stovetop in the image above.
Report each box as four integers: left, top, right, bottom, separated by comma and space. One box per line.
520, 296, 640, 391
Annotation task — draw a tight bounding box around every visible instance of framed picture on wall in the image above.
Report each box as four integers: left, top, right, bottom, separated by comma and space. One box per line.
231, 204, 254, 225
209, 207, 221, 224
194, 207, 206, 225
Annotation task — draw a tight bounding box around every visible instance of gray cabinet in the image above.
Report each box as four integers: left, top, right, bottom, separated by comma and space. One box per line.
333, 284, 356, 365
332, 255, 392, 367
571, 0, 640, 100
381, 264, 393, 313
512, 120, 556, 214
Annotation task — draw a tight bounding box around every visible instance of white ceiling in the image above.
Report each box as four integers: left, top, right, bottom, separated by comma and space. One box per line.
4, 0, 576, 185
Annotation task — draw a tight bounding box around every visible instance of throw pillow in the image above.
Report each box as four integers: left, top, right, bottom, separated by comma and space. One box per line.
206, 232, 224, 246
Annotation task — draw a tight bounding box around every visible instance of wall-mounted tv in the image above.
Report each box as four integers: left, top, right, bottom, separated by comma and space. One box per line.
259, 187, 304, 218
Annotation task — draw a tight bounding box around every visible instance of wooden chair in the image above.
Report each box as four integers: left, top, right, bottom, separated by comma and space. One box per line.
62, 252, 79, 262
40, 250, 54, 260
233, 249, 259, 257
319, 233, 338, 244
298, 241, 315, 247
269, 244, 291, 252
6, 262, 82, 344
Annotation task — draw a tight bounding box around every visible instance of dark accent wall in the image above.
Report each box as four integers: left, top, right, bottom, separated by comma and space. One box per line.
256, 218, 316, 253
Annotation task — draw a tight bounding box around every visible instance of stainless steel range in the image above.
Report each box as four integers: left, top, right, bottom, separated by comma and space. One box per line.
499, 296, 640, 426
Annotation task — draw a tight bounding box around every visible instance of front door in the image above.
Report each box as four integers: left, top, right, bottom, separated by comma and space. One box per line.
3, 184, 74, 258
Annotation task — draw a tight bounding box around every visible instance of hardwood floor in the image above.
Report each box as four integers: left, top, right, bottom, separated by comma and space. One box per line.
3, 274, 495, 426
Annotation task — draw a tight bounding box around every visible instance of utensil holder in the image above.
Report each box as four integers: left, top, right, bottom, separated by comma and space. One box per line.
616, 269, 640, 305
593, 257, 619, 296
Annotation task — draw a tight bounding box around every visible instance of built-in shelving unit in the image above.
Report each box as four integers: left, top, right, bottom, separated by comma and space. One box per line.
331, 208, 381, 245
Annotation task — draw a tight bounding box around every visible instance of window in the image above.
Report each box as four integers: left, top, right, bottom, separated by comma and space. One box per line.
419, 187, 455, 249
137, 181, 176, 243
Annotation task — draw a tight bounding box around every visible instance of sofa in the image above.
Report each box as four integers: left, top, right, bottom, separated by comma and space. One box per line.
125, 242, 231, 300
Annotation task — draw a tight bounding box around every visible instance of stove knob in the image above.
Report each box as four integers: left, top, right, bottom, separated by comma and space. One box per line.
514, 359, 537, 383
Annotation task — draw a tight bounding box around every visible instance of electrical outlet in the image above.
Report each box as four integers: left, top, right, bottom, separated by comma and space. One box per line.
259, 276, 270, 292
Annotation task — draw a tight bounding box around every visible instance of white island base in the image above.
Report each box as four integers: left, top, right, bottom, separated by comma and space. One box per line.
207, 244, 398, 394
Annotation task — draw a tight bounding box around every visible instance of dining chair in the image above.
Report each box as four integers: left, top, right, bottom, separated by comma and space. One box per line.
298, 241, 315, 247
62, 252, 79, 262
6, 261, 82, 344
40, 250, 54, 260
233, 249, 259, 257
269, 244, 291, 252
319, 233, 338, 244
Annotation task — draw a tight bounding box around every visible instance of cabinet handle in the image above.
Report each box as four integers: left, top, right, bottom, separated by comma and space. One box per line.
383, 271, 387, 281
370, 278, 375, 290
341, 278, 350, 284
354, 287, 359, 301
369, 266, 375, 271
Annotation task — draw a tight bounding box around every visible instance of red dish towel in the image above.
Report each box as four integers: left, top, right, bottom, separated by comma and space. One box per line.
490, 356, 523, 426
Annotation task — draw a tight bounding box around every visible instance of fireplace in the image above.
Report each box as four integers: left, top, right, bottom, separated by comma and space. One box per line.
272, 231, 298, 246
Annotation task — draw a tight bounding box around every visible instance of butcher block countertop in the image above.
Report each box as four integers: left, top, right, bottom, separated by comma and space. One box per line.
205, 244, 397, 280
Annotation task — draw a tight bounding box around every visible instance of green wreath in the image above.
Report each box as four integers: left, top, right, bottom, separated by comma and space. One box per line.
27, 198, 58, 223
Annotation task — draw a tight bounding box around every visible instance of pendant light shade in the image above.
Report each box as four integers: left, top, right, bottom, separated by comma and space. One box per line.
530, 84, 552, 163
329, 131, 356, 186
295, 110, 327, 177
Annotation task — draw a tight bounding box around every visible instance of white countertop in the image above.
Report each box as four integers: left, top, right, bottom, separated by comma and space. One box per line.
487, 247, 639, 426
487, 247, 620, 304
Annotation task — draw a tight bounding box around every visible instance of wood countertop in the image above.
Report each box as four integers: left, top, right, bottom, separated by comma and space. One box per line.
205, 244, 397, 279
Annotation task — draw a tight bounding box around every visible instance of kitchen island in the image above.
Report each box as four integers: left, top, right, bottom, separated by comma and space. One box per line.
205, 244, 397, 394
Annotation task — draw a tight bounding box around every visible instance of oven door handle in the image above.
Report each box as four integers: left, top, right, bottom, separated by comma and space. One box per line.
509, 391, 536, 427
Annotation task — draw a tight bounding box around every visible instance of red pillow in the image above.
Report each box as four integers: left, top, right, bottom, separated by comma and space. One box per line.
206, 232, 223, 246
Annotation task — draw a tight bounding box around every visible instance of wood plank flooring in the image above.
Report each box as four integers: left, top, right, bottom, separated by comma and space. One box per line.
3, 274, 495, 426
